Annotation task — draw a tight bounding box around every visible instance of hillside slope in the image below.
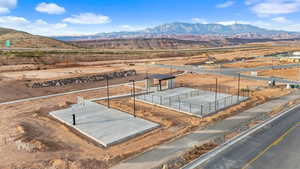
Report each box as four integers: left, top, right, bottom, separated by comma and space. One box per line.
0, 27, 77, 49
71, 37, 295, 49
71, 38, 222, 49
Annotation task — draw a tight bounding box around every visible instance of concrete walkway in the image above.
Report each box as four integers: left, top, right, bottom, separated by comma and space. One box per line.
111, 90, 300, 169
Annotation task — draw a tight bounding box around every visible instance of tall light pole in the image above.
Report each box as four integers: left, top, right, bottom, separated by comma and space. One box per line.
215, 78, 218, 111
106, 75, 110, 108
130, 80, 136, 117
237, 73, 241, 101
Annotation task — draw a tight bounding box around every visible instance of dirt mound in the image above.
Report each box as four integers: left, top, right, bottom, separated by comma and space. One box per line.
13, 123, 62, 153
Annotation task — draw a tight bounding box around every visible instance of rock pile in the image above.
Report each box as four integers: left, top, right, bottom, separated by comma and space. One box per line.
31, 70, 136, 88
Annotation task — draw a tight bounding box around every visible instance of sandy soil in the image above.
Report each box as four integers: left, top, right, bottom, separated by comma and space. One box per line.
222, 57, 282, 68
0, 73, 292, 169
256, 67, 300, 81
0, 45, 298, 169
0, 65, 122, 81
0, 84, 203, 169
176, 73, 267, 90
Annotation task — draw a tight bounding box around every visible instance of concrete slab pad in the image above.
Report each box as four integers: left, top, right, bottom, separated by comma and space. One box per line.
50, 101, 159, 147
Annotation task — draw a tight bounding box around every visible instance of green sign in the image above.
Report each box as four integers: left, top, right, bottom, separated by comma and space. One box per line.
5, 40, 11, 48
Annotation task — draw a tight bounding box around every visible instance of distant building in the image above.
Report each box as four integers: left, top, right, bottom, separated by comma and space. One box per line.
293, 51, 300, 56
280, 56, 300, 63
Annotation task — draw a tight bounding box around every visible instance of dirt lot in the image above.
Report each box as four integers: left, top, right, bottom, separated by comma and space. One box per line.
176, 73, 267, 90
0, 44, 299, 169
0, 67, 293, 169
0, 64, 176, 103
256, 67, 300, 81
222, 57, 282, 68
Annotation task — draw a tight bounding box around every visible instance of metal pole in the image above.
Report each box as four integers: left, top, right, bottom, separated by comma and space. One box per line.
237, 73, 240, 102
133, 80, 136, 117
215, 78, 218, 111
129, 80, 136, 117
106, 75, 110, 108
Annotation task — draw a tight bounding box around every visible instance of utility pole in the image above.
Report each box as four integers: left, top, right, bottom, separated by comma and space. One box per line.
237, 73, 240, 101
130, 80, 136, 117
215, 78, 218, 111
106, 75, 110, 108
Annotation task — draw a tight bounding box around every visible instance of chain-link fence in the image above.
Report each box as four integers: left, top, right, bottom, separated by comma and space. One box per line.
136, 87, 249, 117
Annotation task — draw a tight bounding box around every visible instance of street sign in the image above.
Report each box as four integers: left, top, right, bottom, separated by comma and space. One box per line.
5, 40, 11, 48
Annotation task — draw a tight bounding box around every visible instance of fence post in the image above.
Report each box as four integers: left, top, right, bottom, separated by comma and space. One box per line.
169, 97, 171, 106
209, 102, 211, 112
189, 104, 192, 113
201, 104, 203, 116
179, 99, 181, 111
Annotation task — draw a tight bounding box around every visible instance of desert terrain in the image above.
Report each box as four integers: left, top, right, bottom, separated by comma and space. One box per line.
1, 40, 300, 169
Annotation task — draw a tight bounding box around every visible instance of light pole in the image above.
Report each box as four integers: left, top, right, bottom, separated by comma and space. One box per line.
237, 73, 241, 101
106, 75, 110, 108
215, 78, 218, 111
130, 80, 136, 117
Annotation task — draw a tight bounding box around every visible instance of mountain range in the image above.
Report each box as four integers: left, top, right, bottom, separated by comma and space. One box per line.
53, 22, 300, 41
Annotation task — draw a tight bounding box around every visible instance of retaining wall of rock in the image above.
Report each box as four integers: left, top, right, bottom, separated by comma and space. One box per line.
31, 69, 136, 88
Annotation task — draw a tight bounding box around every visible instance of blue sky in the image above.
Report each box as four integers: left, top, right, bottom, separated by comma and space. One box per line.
1, 0, 300, 36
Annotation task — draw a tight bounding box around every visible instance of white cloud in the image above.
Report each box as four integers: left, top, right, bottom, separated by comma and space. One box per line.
0, 16, 73, 36
272, 16, 289, 23
36, 2, 65, 15
63, 13, 110, 24
247, 0, 300, 17
120, 25, 146, 31
0, 15, 29, 25
0, 0, 17, 14
191, 18, 208, 24
217, 20, 250, 25
216, 1, 235, 8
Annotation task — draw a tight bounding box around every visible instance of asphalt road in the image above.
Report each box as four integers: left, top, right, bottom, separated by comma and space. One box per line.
184, 104, 300, 169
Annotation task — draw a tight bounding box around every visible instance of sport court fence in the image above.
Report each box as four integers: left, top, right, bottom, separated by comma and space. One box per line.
136, 86, 250, 117
178, 83, 251, 97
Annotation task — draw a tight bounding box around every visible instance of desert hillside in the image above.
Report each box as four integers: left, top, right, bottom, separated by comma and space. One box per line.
0, 27, 77, 49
